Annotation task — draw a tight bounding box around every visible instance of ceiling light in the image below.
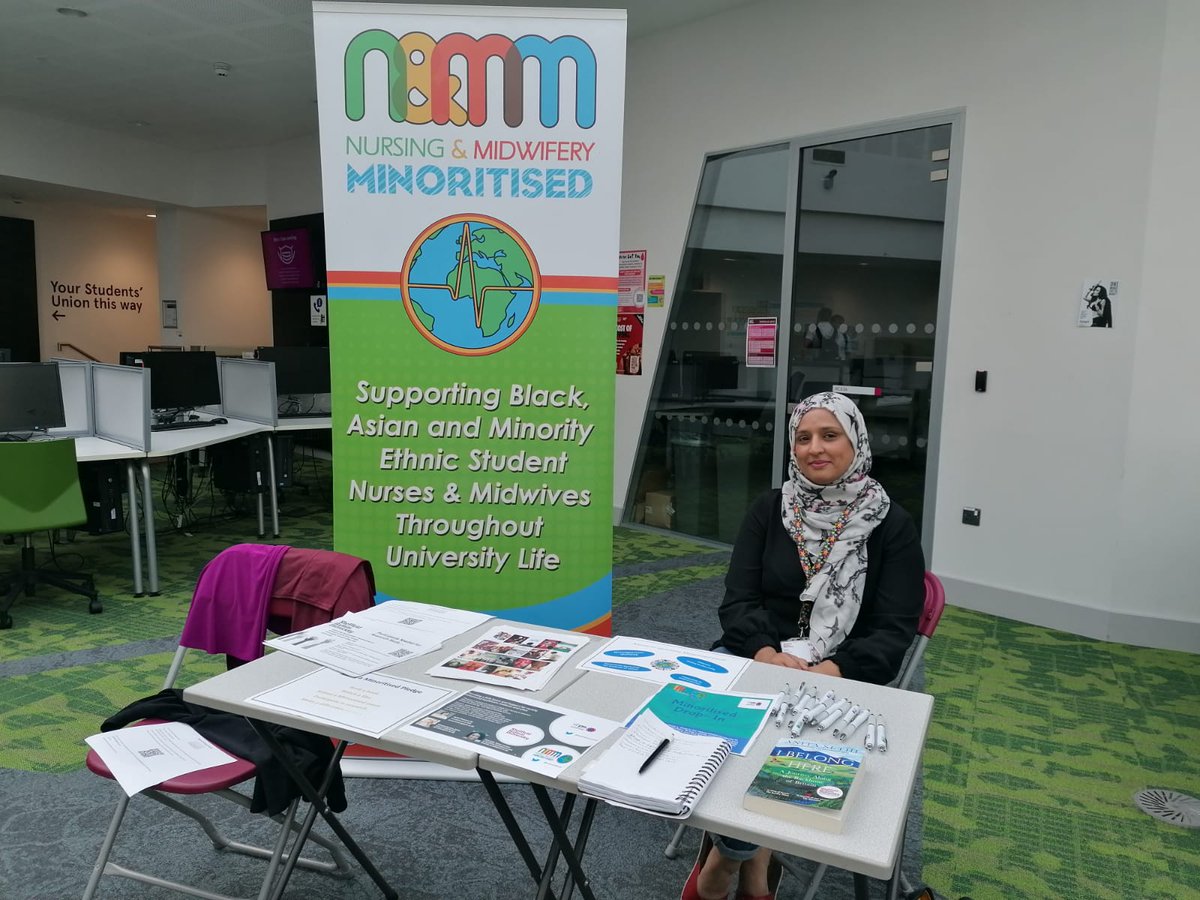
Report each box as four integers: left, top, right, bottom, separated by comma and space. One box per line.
146, 213, 157, 218
56, 7, 88, 17
213, 62, 232, 78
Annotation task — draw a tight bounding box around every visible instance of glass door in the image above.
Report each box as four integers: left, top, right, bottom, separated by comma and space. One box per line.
785, 124, 951, 531
626, 117, 956, 545
625, 143, 790, 543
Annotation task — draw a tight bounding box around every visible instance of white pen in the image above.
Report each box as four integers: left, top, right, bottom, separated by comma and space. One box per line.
815, 698, 850, 732
816, 706, 844, 732
876, 717, 888, 753
838, 707, 871, 740
802, 696, 833, 725
832, 704, 860, 737
772, 683, 791, 727
786, 686, 813, 731
864, 716, 878, 751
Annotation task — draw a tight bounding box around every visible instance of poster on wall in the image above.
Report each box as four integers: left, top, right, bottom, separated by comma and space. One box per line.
616, 312, 642, 375
746, 316, 778, 368
1077, 279, 1116, 328
618, 249, 646, 312
313, 3, 627, 635
647, 274, 665, 307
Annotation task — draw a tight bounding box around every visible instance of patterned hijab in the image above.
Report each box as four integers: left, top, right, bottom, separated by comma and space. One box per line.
781, 392, 890, 662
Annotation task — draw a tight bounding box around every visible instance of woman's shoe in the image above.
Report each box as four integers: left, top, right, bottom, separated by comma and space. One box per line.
735, 854, 784, 900
679, 831, 719, 900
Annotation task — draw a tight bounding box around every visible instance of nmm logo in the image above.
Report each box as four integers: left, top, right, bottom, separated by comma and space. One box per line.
344, 31, 597, 129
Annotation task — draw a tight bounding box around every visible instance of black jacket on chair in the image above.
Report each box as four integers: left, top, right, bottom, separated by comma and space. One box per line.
102, 688, 347, 816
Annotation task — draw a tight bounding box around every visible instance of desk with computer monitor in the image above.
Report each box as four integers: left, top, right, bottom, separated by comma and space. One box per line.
93, 356, 271, 594
0, 361, 153, 595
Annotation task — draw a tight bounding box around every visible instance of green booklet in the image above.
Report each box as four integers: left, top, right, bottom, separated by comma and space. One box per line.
625, 683, 774, 755
742, 739, 864, 832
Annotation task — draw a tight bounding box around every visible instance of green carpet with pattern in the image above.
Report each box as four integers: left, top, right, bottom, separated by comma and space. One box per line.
1, 457, 1197, 899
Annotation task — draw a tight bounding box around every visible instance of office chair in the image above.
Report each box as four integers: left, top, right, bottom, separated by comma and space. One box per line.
663, 572, 948, 900
82, 544, 377, 900
0, 438, 101, 629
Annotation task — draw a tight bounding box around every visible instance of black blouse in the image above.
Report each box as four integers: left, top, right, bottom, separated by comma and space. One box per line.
718, 489, 925, 685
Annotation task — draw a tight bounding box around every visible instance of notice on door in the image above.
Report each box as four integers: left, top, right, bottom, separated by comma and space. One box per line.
745, 317, 777, 368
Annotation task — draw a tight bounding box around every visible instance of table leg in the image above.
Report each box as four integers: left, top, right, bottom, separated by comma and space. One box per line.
853, 872, 872, 900
124, 461, 143, 597
558, 797, 598, 900
247, 722, 398, 900
476, 768, 559, 899
267, 434, 280, 537
534, 792, 574, 900
140, 460, 159, 595
885, 812, 908, 900
531, 784, 598, 900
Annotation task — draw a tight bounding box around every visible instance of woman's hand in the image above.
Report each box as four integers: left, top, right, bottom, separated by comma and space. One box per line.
803, 659, 843, 678
753, 647, 809, 669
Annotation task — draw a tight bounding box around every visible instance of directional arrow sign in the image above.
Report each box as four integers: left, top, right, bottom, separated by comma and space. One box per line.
52, 310, 65, 321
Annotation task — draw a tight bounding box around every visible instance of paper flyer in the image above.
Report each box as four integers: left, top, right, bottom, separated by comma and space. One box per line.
578, 636, 749, 691
626, 683, 774, 755
248, 669, 455, 739
404, 688, 618, 774
426, 626, 588, 691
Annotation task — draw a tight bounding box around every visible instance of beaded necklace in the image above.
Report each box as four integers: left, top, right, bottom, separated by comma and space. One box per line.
792, 498, 859, 579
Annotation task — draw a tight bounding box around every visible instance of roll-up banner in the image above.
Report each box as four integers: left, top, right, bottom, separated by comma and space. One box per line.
313, 3, 625, 635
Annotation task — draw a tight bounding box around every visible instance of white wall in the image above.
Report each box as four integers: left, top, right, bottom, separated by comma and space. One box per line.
22, 203, 161, 363
156, 207, 272, 352
1112, 0, 1200, 637
619, 0, 1198, 649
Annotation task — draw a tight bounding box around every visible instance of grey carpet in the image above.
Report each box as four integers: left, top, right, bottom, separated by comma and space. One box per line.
1, 563, 924, 899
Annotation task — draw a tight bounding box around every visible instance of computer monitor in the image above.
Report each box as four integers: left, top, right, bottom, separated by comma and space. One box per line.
123, 350, 221, 412
0, 362, 66, 432
256, 346, 331, 395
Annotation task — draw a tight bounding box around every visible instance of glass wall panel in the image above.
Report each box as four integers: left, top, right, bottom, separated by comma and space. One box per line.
626, 144, 789, 543
788, 125, 950, 530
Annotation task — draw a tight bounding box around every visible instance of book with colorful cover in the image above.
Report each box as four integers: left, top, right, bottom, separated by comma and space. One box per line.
742, 739, 864, 832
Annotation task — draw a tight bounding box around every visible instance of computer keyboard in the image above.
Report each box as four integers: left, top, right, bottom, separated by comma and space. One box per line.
152, 419, 218, 432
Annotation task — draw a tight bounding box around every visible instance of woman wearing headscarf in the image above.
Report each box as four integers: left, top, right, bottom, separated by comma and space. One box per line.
680, 392, 925, 900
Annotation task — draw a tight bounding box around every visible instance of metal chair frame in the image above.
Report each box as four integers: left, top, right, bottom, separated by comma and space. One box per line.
82, 553, 362, 900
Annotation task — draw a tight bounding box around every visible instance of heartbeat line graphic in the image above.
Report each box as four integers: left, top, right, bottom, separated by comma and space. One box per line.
409, 222, 534, 328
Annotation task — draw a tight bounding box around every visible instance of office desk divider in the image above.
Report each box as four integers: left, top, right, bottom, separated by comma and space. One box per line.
50, 358, 93, 436
91, 363, 150, 451
217, 357, 276, 425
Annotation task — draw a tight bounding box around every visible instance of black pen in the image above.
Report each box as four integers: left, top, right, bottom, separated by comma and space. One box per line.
638, 737, 671, 774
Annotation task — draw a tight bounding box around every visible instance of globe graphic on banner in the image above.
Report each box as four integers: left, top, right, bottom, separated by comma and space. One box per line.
402, 214, 541, 356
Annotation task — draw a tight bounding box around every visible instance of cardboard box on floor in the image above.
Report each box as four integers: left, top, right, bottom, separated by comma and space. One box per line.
644, 491, 674, 528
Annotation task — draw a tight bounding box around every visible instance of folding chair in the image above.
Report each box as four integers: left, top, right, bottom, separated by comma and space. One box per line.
82, 544, 377, 900
0, 438, 101, 629
663, 571, 948, 900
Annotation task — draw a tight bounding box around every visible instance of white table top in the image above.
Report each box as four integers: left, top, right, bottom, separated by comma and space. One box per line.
146, 416, 270, 458
184, 627, 931, 880
540, 661, 933, 879
72, 435, 145, 462
183, 619, 602, 772
272, 415, 332, 432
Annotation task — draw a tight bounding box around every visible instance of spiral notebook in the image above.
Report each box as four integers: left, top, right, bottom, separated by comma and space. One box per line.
578, 710, 732, 818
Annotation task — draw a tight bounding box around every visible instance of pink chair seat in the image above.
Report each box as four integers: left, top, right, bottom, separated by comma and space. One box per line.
85, 719, 257, 794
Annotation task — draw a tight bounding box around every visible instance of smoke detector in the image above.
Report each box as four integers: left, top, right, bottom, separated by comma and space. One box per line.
213, 62, 232, 78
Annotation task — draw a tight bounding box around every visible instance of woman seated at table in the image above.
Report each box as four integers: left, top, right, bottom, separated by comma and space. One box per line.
681, 391, 925, 900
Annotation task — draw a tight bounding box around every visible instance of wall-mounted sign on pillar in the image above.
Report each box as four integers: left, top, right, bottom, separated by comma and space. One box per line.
313, 3, 627, 634
310, 294, 327, 327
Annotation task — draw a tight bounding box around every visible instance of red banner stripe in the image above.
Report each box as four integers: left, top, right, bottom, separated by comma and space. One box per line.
328, 272, 617, 291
